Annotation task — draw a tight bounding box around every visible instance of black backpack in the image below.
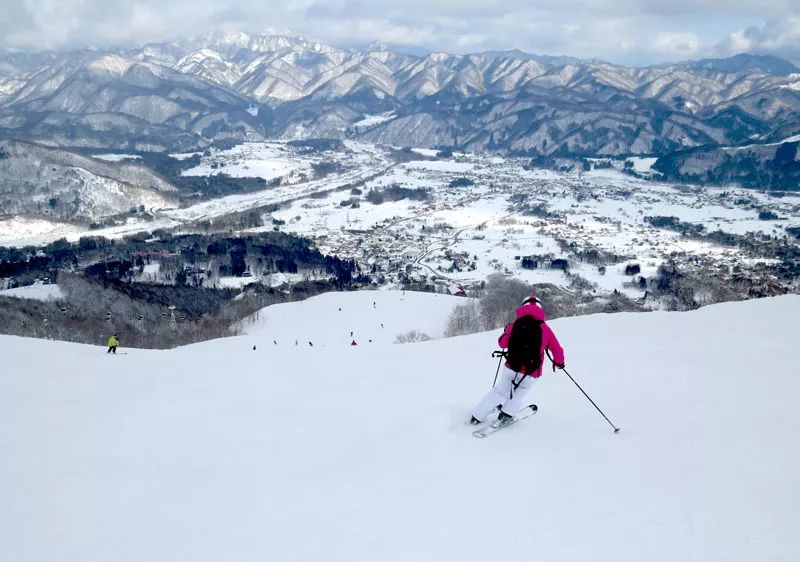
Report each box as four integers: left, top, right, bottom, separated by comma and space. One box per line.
506, 315, 543, 374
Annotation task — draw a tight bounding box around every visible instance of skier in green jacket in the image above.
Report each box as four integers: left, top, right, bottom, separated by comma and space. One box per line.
107, 334, 119, 354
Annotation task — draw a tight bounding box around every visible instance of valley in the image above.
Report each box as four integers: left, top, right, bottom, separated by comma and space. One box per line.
3, 141, 797, 309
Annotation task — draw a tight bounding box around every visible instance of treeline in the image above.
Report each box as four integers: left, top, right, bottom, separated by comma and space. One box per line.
646, 260, 790, 310
0, 230, 367, 290
0, 228, 372, 347
445, 275, 641, 337
0, 272, 342, 349
364, 184, 431, 205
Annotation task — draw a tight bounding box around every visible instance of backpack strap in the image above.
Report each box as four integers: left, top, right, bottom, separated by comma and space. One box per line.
509, 371, 526, 399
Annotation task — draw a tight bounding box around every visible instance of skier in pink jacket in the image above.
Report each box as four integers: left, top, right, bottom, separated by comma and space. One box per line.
470, 295, 565, 426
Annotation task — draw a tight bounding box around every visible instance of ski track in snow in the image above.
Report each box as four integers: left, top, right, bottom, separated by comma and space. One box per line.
1, 291, 799, 561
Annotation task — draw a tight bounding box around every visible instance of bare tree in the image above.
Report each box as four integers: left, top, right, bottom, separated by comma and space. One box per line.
445, 300, 483, 337
478, 274, 533, 329
394, 330, 432, 343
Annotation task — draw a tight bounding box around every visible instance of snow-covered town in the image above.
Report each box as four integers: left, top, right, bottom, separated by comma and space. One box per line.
3, 140, 800, 306
256, 145, 800, 300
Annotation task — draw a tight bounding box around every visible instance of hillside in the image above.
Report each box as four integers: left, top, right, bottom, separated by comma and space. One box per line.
653, 137, 800, 189
0, 140, 177, 221
1, 291, 798, 561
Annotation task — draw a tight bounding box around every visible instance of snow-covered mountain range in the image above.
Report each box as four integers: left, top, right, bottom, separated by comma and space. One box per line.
1, 31, 799, 159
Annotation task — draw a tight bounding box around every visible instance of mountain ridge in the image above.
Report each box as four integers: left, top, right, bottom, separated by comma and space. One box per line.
0, 32, 798, 177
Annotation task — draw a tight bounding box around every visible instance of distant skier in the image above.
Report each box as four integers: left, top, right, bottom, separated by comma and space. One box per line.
107, 334, 119, 354
351, 340, 358, 346
470, 296, 565, 426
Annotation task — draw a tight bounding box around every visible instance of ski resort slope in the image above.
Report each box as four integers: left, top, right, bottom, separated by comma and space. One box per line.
240, 290, 466, 345
1, 293, 799, 562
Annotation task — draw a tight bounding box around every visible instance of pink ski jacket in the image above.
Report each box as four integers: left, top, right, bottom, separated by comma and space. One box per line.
498, 303, 565, 378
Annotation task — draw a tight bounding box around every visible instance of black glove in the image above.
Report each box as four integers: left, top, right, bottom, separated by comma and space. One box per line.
553, 362, 565, 371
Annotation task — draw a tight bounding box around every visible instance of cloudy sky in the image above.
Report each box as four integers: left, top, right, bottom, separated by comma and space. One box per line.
1, 0, 799, 65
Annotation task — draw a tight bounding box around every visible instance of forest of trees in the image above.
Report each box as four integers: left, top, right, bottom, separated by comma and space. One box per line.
652, 141, 800, 191
0, 230, 372, 348
0, 230, 364, 287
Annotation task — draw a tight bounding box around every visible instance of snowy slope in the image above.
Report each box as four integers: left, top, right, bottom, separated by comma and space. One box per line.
241, 290, 467, 345
1, 293, 799, 562
0, 281, 63, 301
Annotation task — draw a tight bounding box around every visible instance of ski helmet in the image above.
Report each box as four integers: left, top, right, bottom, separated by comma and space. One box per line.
521, 295, 542, 307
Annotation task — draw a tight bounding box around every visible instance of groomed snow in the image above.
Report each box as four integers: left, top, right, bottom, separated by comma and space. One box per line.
242, 290, 468, 345
1, 292, 799, 561
0, 281, 63, 301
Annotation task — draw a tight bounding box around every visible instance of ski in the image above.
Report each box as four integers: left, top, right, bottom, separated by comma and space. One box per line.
465, 409, 498, 427
472, 404, 538, 438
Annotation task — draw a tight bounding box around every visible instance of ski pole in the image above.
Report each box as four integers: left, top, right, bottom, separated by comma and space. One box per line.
548, 351, 620, 433
491, 350, 506, 387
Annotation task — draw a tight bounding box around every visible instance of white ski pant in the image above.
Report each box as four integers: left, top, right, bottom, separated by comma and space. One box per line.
472, 365, 536, 422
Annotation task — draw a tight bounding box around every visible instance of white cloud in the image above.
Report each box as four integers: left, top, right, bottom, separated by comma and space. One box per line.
0, 1, 797, 66
653, 31, 704, 58
715, 16, 800, 64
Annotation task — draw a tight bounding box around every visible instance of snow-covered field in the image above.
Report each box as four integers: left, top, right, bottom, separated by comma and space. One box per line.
178, 141, 314, 180
0, 216, 83, 247
1, 291, 799, 561
0, 281, 63, 300
627, 156, 658, 174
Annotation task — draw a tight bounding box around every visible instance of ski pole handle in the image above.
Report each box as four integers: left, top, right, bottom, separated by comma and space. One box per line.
492, 350, 507, 358
491, 353, 505, 387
